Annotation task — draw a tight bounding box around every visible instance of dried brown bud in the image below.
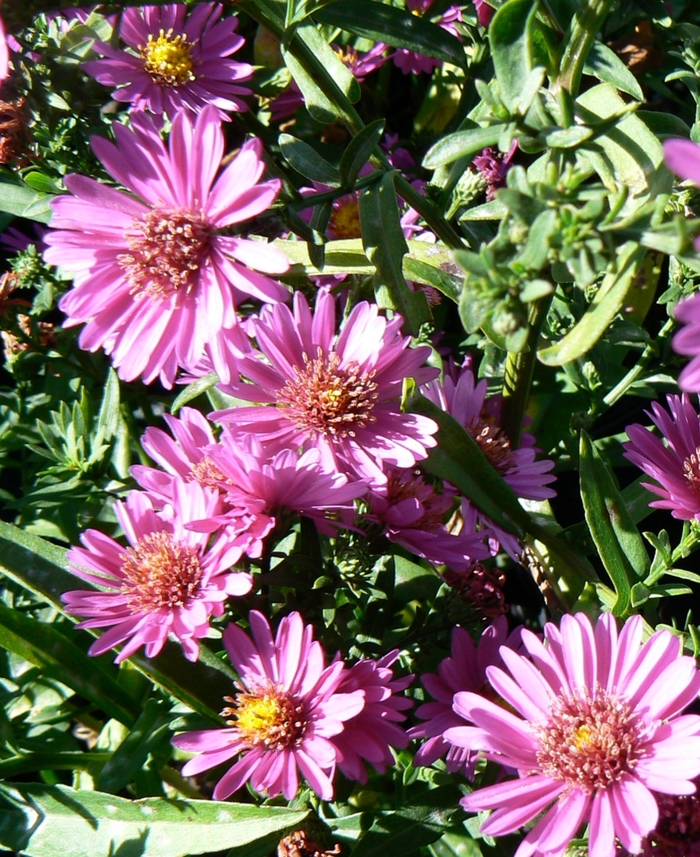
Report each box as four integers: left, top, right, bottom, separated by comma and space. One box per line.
278, 830, 341, 857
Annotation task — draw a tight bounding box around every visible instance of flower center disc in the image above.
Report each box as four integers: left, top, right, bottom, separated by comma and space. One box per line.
467, 417, 515, 474
222, 686, 307, 750
119, 207, 211, 302
536, 689, 644, 793
683, 447, 700, 496
276, 350, 379, 438
141, 29, 196, 87
328, 195, 361, 239
119, 531, 203, 613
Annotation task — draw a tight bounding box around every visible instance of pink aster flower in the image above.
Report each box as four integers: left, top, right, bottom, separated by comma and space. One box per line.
424, 362, 556, 558
62, 481, 253, 663
446, 612, 700, 857
624, 393, 700, 520
365, 466, 489, 570
83, 4, 253, 120
43, 107, 289, 387
672, 297, 700, 392
330, 650, 413, 784
171, 611, 365, 800
213, 289, 439, 487
408, 617, 520, 777
393, 0, 462, 76
0, 17, 9, 83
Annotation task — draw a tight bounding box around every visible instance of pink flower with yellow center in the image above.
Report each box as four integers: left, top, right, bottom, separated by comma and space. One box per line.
83, 3, 253, 120
446, 612, 700, 857
213, 289, 439, 487
62, 482, 253, 663
43, 106, 289, 387
172, 611, 366, 800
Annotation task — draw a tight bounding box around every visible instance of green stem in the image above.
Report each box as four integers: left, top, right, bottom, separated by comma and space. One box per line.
602, 317, 675, 408
554, 0, 615, 97
500, 293, 553, 448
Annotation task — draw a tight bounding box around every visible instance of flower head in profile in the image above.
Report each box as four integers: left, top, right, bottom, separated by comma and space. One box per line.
171, 611, 365, 800
84, 4, 253, 120
62, 482, 253, 663
44, 107, 289, 387
408, 617, 519, 777
446, 612, 700, 857
624, 394, 700, 521
213, 289, 439, 487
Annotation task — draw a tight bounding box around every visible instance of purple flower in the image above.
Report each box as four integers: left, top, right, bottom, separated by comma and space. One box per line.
473, 0, 494, 27
44, 107, 289, 387
212, 289, 439, 487
408, 617, 519, 777
633, 780, 700, 856
62, 482, 253, 663
330, 650, 413, 783
624, 393, 700, 520
472, 142, 517, 201
83, 4, 253, 120
446, 612, 700, 857
171, 611, 366, 800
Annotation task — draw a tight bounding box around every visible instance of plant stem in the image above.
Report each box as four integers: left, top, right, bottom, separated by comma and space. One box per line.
554, 0, 615, 97
602, 317, 675, 408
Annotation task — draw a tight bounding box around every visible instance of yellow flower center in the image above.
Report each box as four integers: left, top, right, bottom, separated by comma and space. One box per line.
221, 685, 307, 750
141, 29, 196, 87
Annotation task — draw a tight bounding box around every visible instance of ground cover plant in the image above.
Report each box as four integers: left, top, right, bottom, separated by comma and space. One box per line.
3, 0, 700, 855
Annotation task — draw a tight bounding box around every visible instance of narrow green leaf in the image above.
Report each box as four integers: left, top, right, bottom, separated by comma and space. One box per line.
172, 372, 219, 413
279, 134, 341, 186
359, 172, 430, 334
339, 119, 385, 188
489, 0, 541, 112
0, 753, 112, 779
579, 431, 649, 616
0, 601, 139, 726
583, 40, 644, 101
0, 178, 54, 223
96, 368, 120, 442
315, 0, 466, 67
423, 125, 505, 169
0, 783, 311, 857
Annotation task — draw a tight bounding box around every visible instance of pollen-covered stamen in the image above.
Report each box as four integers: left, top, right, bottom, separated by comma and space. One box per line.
466, 417, 516, 475
190, 456, 229, 490
118, 207, 211, 302
536, 689, 644, 793
119, 531, 203, 613
385, 468, 451, 529
221, 685, 307, 750
140, 29, 196, 87
328, 193, 361, 239
683, 447, 700, 496
276, 349, 379, 437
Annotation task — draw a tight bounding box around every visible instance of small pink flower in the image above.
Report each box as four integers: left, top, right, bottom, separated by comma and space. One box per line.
62, 482, 253, 663
213, 289, 439, 487
447, 612, 700, 857
408, 617, 520, 777
624, 393, 700, 520
172, 611, 365, 800
44, 107, 289, 387
330, 650, 413, 783
84, 4, 253, 120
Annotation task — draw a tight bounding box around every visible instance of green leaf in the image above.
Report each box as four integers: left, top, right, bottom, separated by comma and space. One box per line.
315, 0, 466, 68
0, 783, 311, 857
423, 125, 506, 170
279, 134, 341, 186
95, 368, 121, 445
579, 431, 649, 617
359, 172, 431, 335
538, 243, 646, 366
394, 556, 441, 603
339, 119, 385, 189
583, 40, 644, 101
0, 178, 54, 223
282, 22, 360, 123
171, 373, 219, 413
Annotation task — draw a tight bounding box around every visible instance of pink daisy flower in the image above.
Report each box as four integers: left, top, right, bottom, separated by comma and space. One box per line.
171, 611, 365, 800
43, 107, 289, 387
213, 289, 439, 487
83, 4, 253, 120
408, 617, 520, 777
365, 466, 489, 570
446, 612, 700, 857
330, 649, 413, 784
62, 481, 253, 663
624, 394, 700, 521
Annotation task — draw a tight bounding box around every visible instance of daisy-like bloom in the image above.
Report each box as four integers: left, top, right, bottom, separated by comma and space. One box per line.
408, 617, 519, 777
623, 394, 700, 521
330, 650, 413, 783
393, 0, 462, 76
83, 4, 253, 120
62, 481, 253, 663
213, 289, 439, 487
446, 612, 700, 857
365, 466, 489, 570
424, 362, 556, 558
171, 611, 366, 800
43, 107, 289, 387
